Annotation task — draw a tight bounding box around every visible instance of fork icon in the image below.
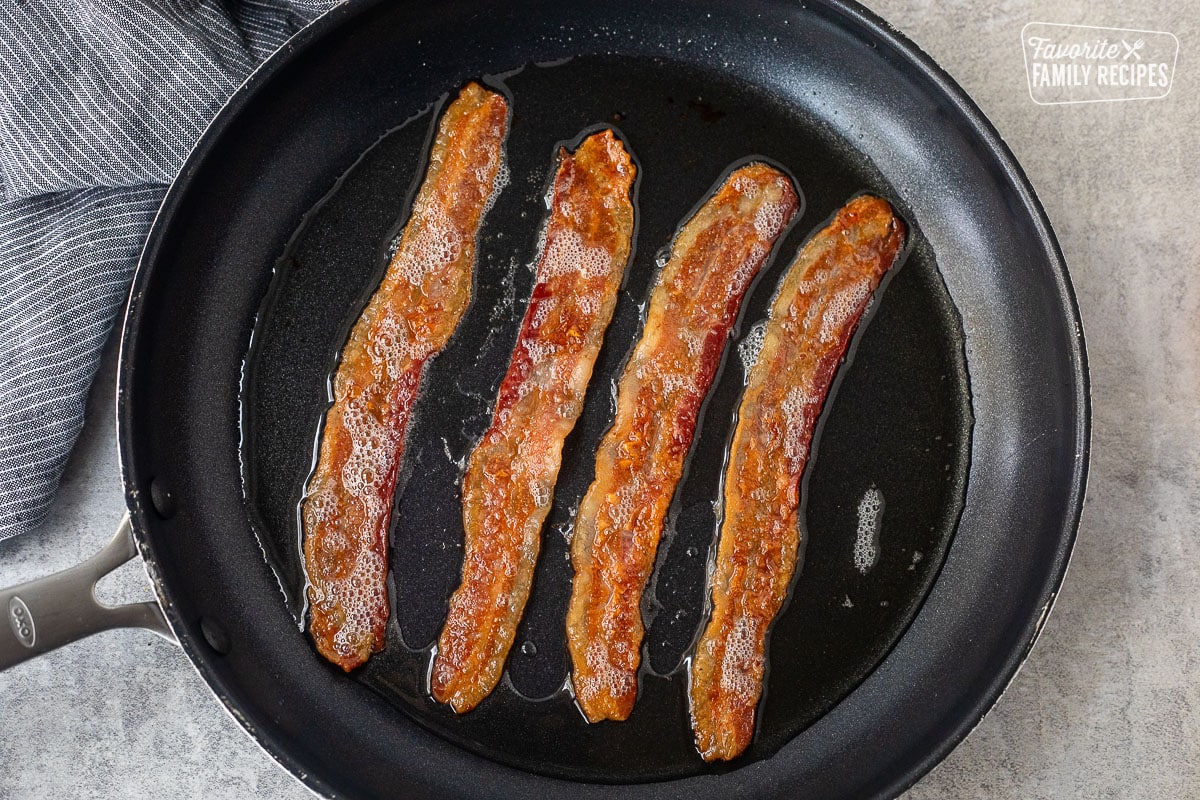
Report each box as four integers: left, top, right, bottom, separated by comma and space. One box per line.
1122, 39, 1145, 60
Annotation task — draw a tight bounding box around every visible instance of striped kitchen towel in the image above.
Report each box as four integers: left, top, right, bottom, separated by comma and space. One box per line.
0, 1, 340, 539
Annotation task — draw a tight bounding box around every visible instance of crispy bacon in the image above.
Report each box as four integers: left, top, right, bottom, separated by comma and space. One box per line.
431, 130, 637, 712
566, 164, 800, 722
689, 195, 906, 761
302, 83, 509, 672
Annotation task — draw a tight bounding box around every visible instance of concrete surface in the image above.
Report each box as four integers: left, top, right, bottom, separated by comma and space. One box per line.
2, 0, 1198, 797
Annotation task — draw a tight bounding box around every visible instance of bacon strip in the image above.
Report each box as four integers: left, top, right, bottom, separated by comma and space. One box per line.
431, 130, 637, 712
689, 195, 906, 761
566, 164, 799, 722
302, 83, 509, 672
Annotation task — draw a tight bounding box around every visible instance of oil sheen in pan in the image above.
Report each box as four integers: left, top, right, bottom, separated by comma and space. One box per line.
239, 54, 972, 783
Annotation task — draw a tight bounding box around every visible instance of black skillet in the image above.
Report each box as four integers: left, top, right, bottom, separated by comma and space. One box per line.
0, 0, 1088, 797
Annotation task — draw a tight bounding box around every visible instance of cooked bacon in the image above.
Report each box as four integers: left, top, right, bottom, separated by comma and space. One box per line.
302, 83, 509, 672
689, 195, 906, 761
431, 130, 637, 712
566, 164, 799, 722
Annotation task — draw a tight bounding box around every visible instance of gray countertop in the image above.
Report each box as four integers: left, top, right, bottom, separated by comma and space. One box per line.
2, 0, 1198, 797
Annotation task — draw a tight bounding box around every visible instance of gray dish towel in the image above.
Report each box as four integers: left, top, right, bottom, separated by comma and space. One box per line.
0, 0, 340, 540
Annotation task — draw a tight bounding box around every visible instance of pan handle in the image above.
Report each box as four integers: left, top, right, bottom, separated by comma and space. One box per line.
0, 514, 175, 671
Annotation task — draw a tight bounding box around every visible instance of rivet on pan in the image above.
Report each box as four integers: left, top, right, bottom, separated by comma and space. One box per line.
200, 617, 231, 655
149, 477, 177, 519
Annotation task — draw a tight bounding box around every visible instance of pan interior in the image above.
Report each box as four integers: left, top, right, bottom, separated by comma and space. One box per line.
240, 54, 970, 782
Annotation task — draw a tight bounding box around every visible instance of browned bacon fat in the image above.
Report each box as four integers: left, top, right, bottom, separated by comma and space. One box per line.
566, 164, 800, 722
431, 130, 637, 712
689, 195, 905, 760
302, 83, 509, 671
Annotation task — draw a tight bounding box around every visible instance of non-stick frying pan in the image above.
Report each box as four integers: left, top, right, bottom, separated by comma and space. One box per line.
0, 0, 1088, 797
